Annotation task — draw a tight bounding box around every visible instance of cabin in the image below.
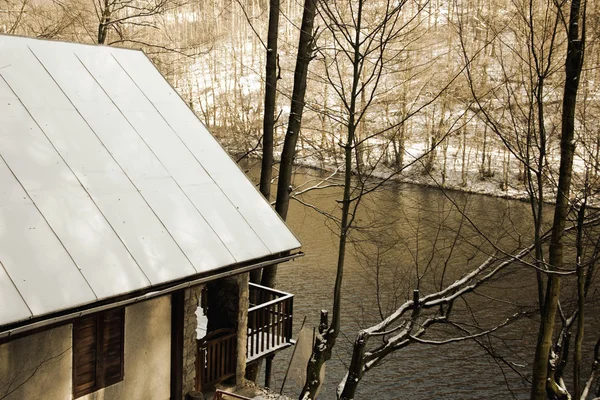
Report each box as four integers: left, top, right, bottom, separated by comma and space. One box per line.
0, 35, 301, 400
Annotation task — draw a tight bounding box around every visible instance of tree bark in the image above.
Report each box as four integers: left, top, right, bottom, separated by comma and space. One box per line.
251, 0, 280, 286
260, 0, 317, 288
573, 202, 586, 399
338, 331, 368, 400
258, 0, 280, 203
299, 1, 363, 398
97, 0, 111, 44
530, 0, 585, 397
300, 311, 330, 400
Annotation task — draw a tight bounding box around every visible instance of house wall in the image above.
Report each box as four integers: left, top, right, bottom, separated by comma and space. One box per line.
81, 296, 171, 400
0, 324, 72, 400
0, 279, 252, 398
0, 295, 172, 400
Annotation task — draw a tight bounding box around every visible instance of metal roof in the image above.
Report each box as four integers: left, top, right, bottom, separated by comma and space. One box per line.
0, 35, 300, 328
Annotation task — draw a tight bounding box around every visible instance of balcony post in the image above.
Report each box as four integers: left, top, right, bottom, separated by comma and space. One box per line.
235, 272, 249, 388
265, 354, 274, 388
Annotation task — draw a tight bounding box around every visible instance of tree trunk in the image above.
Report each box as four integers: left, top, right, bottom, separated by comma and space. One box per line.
299, 2, 363, 399
252, 0, 280, 286
573, 201, 586, 399
338, 331, 368, 400
396, 88, 407, 170
300, 311, 330, 400
259, 0, 280, 202
260, 0, 317, 288
481, 124, 488, 178
530, 0, 585, 397
97, 0, 111, 44
461, 125, 467, 186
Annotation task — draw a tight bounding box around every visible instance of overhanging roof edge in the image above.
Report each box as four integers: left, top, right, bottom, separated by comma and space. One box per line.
0, 251, 304, 342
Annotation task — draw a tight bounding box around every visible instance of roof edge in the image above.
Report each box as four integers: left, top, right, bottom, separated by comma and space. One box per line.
0, 251, 303, 343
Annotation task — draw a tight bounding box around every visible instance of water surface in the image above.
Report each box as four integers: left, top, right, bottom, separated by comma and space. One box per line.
243, 164, 599, 400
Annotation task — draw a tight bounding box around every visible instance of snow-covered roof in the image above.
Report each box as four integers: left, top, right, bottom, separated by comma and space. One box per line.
0, 35, 300, 328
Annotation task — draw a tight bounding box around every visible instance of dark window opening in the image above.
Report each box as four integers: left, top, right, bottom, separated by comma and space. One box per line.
72, 308, 124, 398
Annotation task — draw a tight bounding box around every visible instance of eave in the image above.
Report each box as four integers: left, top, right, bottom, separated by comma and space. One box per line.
0, 251, 303, 344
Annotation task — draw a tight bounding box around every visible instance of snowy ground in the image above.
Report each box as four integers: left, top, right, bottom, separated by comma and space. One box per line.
178, 40, 598, 208
212, 382, 293, 400
276, 138, 600, 207
252, 388, 294, 400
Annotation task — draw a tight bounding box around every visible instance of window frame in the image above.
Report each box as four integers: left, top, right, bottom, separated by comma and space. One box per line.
72, 308, 125, 398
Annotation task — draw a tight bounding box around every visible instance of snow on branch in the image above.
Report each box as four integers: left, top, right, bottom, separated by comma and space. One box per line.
366, 244, 534, 335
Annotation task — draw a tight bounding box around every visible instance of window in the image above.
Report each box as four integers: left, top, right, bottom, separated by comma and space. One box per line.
72, 308, 125, 398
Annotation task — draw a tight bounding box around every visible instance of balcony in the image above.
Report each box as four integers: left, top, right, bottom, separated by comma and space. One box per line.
247, 283, 294, 362
196, 283, 294, 391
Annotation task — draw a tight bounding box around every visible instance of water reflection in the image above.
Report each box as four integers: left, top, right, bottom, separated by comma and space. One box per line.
243, 164, 598, 400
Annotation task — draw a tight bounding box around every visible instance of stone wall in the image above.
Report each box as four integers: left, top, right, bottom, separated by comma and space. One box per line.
183, 284, 203, 396
204, 274, 250, 388
183, 274, 250, 391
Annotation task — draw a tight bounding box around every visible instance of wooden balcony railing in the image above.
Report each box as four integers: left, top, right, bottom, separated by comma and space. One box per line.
247, 283, 294, 362
196, 284, 294, 391
196, 328, 237, 391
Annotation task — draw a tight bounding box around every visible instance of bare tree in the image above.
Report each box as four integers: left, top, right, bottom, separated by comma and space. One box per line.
93, 0, 184, 45
530, 0, 589, 396
296, 0, 451, 397
459, 0, 599, 396
257, 0, 280, 205
260, 0, 318, 290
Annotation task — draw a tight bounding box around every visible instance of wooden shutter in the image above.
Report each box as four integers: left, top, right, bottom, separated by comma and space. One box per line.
73, 309, 124, 398
73, 315, 98, 398
101, 309, 124, 386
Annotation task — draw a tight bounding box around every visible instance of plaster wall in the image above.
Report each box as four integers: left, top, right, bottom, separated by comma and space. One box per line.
81, 295, 171, 400
0, 324, 72, 400
0, 295, 172, 400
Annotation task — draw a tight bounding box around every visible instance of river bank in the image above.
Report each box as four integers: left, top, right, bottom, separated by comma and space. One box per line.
236, 151, 599, 208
